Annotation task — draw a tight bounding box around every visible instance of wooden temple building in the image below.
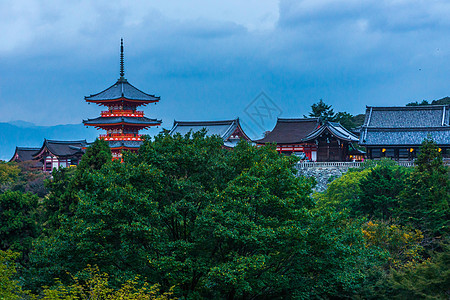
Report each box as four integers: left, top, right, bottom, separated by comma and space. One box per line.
10, 147, 40, 163
359, 105, 450, 160
83, 39, 161, 160
255, 118, 360, 161
9, 140, 87, 172
169, 118, 251, 148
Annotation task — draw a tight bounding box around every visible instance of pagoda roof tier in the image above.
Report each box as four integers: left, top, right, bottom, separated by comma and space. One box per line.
108, 140, 143, 150
85, 78, 160, 104
83, 116, 162, 128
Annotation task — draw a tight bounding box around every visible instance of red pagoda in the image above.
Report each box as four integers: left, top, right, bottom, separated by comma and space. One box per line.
83, 39, 161, 160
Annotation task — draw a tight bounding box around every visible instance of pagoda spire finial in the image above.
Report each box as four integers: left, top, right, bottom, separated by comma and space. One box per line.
120, 38, 125, 79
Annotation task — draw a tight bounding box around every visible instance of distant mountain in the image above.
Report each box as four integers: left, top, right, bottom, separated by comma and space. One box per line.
0, 122, 99, 161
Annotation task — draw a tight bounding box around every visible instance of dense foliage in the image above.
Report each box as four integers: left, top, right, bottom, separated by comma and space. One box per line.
316, 138, 449, 298
0, 134, 448, 298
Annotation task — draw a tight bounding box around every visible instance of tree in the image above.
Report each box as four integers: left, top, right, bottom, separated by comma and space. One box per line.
406, 100, 430, 106
0, 250, 29, 299
0, 162, 20, 192
315, 168, 370, 214
389, 243, 450, 299
29, 132, 381, 298
40, 265, 173, 300
334, 111, 356, 130
77, 138, 112, 172
305, 100, 359, 130
0, 191, 40, 264
43, 139, 112, 232
400, 138, 450, 237
357, 165, 410, 220
305, 99, 336, 121
42, 167, 78, 232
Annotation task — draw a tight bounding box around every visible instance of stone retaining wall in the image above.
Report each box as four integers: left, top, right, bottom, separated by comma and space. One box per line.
295, 160, 450, 192
295, 163, 356, 192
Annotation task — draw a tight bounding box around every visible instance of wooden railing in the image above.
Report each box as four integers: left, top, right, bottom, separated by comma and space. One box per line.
101, 110, 144, 117
99, 134, 142, 141
296, 162, 363, 168
296, 160, 450, 169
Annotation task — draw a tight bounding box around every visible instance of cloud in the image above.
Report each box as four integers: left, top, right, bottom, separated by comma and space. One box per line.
0, 0, 449, 128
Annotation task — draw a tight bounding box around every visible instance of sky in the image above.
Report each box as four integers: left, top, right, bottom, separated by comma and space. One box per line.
1, 0, 449, 138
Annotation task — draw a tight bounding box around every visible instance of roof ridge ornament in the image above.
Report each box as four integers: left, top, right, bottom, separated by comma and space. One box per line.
118, 38, 127, 82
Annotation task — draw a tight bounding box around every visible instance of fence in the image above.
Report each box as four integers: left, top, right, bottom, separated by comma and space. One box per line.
296, 160, 450, 169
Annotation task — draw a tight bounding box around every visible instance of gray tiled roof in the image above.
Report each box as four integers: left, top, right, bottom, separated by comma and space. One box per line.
363, 105, 450, 128
169, 119, 238, 140
303, 122, 359, 142
361, 128, 450, 146
108, 141, 143, 149
34, 140, 87, 158
360, 105, 450, 146
83, 116, 161, 126
85, 79, 160, 102
9, 147, 40, 162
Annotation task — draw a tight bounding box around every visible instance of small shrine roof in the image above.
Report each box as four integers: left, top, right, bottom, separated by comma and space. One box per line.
83, 116, 162, 126
255, 118, 320, 144
34, 140, 87, 159
302, 121, 359, 142
9, 147, 40, 162
169, 118, 250, 143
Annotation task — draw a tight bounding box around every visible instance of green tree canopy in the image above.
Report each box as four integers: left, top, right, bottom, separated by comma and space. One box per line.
0, 191, 40, 264
29, 132, 382, 298
358, 165, 410, 220
305, 99, 336, 121
400, 137, 450, 237
77, 138, 112, 172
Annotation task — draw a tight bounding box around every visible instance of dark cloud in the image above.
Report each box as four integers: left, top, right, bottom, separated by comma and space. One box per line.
0, 1, 449, 137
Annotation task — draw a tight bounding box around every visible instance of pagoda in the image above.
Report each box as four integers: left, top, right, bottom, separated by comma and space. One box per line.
83, 39, 162, 160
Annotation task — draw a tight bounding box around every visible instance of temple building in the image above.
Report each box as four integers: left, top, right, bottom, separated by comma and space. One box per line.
83, 39, 161, 159
9, 147, 40, 163
10, 140, 87, 172
255, 118, 360, 161
169, 118, 251, 148
359, 105, 450, 160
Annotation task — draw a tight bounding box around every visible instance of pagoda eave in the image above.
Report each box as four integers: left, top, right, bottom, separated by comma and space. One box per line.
85, 97, 159, 106
109, 146, 140, 151
84, 122, 161, 129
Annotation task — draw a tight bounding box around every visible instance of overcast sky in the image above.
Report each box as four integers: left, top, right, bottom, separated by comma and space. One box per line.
1, 0, 449, 138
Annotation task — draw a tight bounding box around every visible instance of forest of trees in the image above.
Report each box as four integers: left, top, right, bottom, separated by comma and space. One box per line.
1, 132, 449, 299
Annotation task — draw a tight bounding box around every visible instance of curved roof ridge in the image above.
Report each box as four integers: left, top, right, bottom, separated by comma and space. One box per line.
173, 119, 238, 126
85, 79, 160, 102
302, 122, 358, 142
366, 105, 449, 110
278, 117, 320, 122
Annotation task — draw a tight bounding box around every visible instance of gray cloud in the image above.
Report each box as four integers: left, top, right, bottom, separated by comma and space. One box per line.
0, 0, 449, 132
